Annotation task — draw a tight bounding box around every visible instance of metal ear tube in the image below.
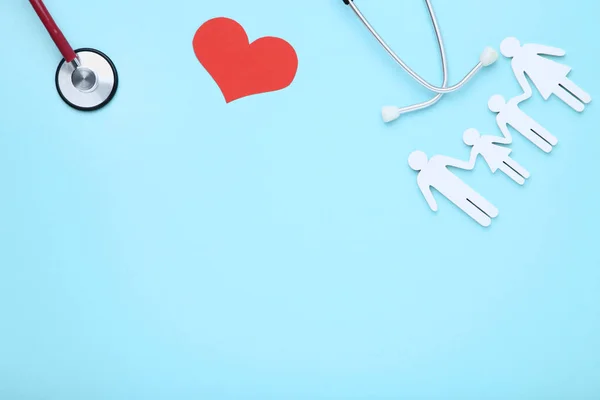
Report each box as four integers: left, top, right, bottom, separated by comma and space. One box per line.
342, 0, 498, 122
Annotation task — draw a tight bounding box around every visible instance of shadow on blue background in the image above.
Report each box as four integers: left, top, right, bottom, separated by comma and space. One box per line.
0, 0, 599, 398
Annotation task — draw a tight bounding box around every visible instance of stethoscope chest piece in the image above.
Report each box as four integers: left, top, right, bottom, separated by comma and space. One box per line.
55, 48, 118, 111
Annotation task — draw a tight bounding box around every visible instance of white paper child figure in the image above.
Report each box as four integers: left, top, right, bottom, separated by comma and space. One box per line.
500, 37, 592, 112
488, 93, 558, 153
463, 128, 530, 186
408, 150, 499, 227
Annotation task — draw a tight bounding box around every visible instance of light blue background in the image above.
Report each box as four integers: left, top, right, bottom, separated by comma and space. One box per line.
1, 0, 599, 398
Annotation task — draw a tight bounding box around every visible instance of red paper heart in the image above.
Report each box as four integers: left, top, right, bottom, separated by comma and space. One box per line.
193, 17, 298, 103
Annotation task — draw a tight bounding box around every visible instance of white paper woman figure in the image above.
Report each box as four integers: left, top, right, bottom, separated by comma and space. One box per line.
500, 37, 592, 112
488, 93, 558, 153
463, 128, 530, 186
408, 150, 499, 227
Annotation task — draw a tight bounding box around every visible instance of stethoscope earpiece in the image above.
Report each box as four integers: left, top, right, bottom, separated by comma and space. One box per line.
480, 47, 499, 67
382, 107, 402, 123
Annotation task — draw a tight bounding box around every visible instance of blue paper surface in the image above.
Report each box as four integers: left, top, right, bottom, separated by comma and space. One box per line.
1, 0, 599, 398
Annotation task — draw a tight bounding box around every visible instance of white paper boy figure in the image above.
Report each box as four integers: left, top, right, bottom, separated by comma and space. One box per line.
488, 93, 558, 153
463, 128, 530, 185
408, 150, 499, 227
500, 37, 592, 112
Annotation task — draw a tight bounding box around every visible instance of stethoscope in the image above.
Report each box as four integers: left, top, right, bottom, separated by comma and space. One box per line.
342, 0, 499, 123
29, 0, 118, 111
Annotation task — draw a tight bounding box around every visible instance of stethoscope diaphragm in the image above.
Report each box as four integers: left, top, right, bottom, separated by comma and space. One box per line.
55, 48, 118, 111
29, 0, 118, 112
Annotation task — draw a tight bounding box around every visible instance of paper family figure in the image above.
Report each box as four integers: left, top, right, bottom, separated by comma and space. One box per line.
463, 128, 530, 185
408, 151, 499, 227
500, 37, 592, 112
488, 93, 558, 153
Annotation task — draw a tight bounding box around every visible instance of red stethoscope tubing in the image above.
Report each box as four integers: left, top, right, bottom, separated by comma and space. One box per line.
29, 0, 77, 63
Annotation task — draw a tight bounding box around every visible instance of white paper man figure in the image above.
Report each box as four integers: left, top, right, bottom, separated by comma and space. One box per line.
408, 150, 499, 227
463, 128, 530, 186
488, 93, 558, 153
500, 37, 592, 112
